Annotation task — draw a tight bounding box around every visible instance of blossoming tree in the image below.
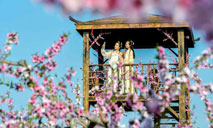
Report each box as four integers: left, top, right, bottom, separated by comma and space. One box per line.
0, 0, 212, 128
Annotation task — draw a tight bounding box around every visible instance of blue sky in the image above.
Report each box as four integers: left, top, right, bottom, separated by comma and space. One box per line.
0, 0, 212, 127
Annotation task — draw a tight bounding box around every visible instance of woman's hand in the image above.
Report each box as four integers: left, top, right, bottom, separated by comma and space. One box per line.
119, 52, 124, 62
102, 42, 106, 49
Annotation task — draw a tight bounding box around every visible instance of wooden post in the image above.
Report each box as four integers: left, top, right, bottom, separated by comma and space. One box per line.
98, 49, 104, 85
154, 115, 160, 128
83, 32, 90, 112
185, 47, 191, 124
178, 29, 186, 124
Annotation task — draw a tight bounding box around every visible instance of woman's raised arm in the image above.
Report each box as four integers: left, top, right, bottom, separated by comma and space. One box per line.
101, 42, 112, 59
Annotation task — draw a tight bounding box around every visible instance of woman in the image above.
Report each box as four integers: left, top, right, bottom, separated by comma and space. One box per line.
101, 41, 123, 93
123, 40, 135, 94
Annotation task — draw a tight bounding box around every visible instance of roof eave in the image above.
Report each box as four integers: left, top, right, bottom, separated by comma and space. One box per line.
76, 22, 190, 30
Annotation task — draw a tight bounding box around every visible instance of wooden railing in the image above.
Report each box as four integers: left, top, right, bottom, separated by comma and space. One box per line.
88, 63, 178, 95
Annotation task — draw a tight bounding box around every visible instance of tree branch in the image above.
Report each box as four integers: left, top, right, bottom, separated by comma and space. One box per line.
0, 60, 28, 67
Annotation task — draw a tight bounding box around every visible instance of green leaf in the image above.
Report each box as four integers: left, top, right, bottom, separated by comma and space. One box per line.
6, 81, 10, 86
7, 52, 11, 56
28, 82, 35, 87
39, 73, 43, 78
111, 95, 116, 103
28, 104, 33, 109
155, 56, 160, 60
0, 79, 4, 84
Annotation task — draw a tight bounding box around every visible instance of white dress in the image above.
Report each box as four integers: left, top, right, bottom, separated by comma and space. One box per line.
101, 48, 123, 93
123, 49, 134, 93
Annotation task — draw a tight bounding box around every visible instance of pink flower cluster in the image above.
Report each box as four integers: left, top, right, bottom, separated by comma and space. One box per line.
7, 32, 19, 45
32, 55, 45, 63
1, 31, 213, 127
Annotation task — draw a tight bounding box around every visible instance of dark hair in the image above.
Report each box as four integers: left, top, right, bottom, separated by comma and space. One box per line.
126, 40, 135, 58
115, 41, 122, 51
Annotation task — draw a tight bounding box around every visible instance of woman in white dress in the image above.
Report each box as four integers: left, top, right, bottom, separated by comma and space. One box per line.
123, 40, 135, 94
101, 41, 123, 93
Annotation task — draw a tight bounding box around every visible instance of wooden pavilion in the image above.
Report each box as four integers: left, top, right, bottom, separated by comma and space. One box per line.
70, 14, 195, 127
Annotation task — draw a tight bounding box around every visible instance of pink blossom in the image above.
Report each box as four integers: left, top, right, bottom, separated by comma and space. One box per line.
49, 117, 58, 126
118, 61, 124, 69
43, 77, 48, 84
7, 99, 13, 105
7, 32, 19, 44
35, 107, 43, 117
78, 109, 83, 116
16, 84, 25, 91
4, 45, 11, 52
135, 82, 142, 89
28, 94, 37, 105
132, 93, 138, 103
133, 102, 143, 111
39, 56, 45, 62
139, 86, 147, 93
158, 46, 165, 56
0, 64, 7, 72
32, 55, 39, 63
96, 96, 104, 105
137, 75, 143, 81
71, 70, 76, 76
69, 104, 74, 113
106, 91, 112, 99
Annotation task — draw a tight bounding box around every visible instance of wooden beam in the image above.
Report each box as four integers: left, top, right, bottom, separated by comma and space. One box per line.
88, 96, 147, 102
76, 23, 190, 30
159, 123, 177, 126
83, 32, 90, 112
167, 106, 179, 121
168, 48, 178, 57
178, 29, 186, 124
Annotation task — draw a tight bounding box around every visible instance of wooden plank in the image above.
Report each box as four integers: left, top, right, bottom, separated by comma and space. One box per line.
178, 29, 186, 124
88, 96, 179, 102
83, 32, 90, 112
76, 23, 190, 30
167, 106, 179, 121
88, 96, 146, 102
160, 123, 177, 126
168, 48, 178, 57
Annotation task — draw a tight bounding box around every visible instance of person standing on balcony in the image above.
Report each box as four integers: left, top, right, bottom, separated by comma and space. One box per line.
101, 41, 124, 93
123, 40, 135, 94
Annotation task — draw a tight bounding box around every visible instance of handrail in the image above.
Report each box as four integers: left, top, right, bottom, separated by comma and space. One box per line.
89, 63, 178, 67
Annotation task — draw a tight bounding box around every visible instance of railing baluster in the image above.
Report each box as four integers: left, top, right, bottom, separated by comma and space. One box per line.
124, 64, 126, 93
141, 64, 143, 76
153, 65, 156, 91
88, 63, 178, 96
129, 64, 132, 93
147, 65, 150, 83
